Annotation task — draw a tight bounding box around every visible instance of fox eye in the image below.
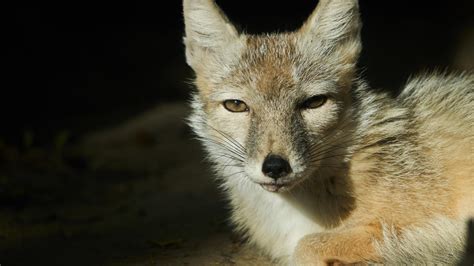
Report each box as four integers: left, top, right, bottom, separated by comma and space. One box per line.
223, 99, 249, 113
301, 95, 328, 109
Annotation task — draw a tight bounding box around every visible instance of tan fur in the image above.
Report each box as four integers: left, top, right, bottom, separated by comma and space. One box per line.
294, 224, 382, 265
245, 36, 297, 94
183, 0, 474, 264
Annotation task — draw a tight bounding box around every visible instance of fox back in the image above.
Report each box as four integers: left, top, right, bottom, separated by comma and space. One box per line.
183, 0, 474, 264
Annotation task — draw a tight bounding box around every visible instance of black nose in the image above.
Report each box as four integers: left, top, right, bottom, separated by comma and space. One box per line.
262, 154, 292, 179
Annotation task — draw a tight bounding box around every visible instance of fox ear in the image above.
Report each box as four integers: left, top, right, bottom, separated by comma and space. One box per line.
299, 0, 361, 64
183, 0, 240, 69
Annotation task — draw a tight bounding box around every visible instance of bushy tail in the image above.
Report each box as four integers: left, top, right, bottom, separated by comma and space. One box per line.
375, 217, 473, 265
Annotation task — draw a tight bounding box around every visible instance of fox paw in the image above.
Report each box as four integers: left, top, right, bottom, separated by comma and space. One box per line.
292, 234, 368, 266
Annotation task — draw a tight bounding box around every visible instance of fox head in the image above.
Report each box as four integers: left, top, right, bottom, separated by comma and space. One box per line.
184, 0, 362, 192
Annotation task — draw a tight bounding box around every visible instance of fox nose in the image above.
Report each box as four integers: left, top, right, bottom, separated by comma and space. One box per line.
262, 154, 292, 180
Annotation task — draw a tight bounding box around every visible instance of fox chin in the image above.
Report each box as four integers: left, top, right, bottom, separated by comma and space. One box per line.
183, 0, 474, 264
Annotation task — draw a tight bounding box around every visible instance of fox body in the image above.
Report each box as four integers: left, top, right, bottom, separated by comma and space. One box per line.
183, 0, 474, 264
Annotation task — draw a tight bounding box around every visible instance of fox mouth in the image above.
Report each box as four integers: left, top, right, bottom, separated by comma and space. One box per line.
255, 174, 308, 193
258, 181, 294, 193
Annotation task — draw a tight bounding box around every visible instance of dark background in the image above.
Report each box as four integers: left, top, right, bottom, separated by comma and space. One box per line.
1, 1, 473, 265
5, 0, 473, 144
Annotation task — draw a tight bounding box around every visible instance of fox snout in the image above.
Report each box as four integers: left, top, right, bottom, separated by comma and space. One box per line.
262, 154, 292, 179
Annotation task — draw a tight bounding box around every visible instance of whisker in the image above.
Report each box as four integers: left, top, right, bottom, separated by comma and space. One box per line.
214, 157, 243, 172
212, 153, 245, 164
203, 135, 245, 155
224, 170, 246, 179
202, 137, 246, 161
203, 119, 246, 151
306, 134, 361, 161
210, 132, 246, 157
193, 120, 248, 176
309, 153, 355, 164
206, 123, 246, 153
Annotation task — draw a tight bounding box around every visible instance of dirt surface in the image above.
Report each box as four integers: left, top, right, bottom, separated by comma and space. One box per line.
0, 103, 273, 266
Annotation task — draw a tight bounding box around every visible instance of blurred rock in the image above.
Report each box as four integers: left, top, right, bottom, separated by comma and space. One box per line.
81, 102, 197, 176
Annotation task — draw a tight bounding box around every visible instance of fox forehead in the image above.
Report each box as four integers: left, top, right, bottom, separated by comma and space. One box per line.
223, 34, 301, 97
245, 35, 297, 93
211, 34, 336, 101
196, 33, 344, 107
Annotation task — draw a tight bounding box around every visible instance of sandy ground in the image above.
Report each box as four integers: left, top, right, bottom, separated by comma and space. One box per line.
0, 103, 273, 265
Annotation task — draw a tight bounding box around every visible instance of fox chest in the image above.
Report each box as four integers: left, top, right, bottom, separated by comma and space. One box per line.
228, 186, 325, 259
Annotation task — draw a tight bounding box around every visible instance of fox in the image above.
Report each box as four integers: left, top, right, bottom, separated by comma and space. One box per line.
183, 0, 474, 264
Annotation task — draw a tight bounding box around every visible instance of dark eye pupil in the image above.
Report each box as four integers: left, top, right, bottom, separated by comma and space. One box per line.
224, 99, 248, 112
231, 100, 242, 108
303, 95, 327, 109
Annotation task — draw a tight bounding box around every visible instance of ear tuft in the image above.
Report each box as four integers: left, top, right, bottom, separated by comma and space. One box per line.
183, 0, 239, 68
299, 0, 362, 63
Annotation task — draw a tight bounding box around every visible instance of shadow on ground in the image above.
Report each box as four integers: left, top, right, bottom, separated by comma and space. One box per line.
0, 103, 272, 266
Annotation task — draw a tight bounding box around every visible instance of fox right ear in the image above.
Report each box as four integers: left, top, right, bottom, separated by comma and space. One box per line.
298, 0, 362, 65
183, 0, 240, 69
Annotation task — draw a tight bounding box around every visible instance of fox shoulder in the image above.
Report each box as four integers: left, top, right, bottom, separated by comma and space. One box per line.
400, 71, 474, 123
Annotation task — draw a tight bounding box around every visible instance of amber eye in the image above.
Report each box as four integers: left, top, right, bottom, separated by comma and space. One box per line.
301, 95, 328, 109
223, 99, 249, 113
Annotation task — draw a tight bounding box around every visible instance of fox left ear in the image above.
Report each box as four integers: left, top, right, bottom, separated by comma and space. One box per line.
183, 0, 241, 70
298, 0, 362, 65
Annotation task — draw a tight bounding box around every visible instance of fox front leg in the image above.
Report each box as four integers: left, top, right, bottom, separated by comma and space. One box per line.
292, 225, 383, 265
